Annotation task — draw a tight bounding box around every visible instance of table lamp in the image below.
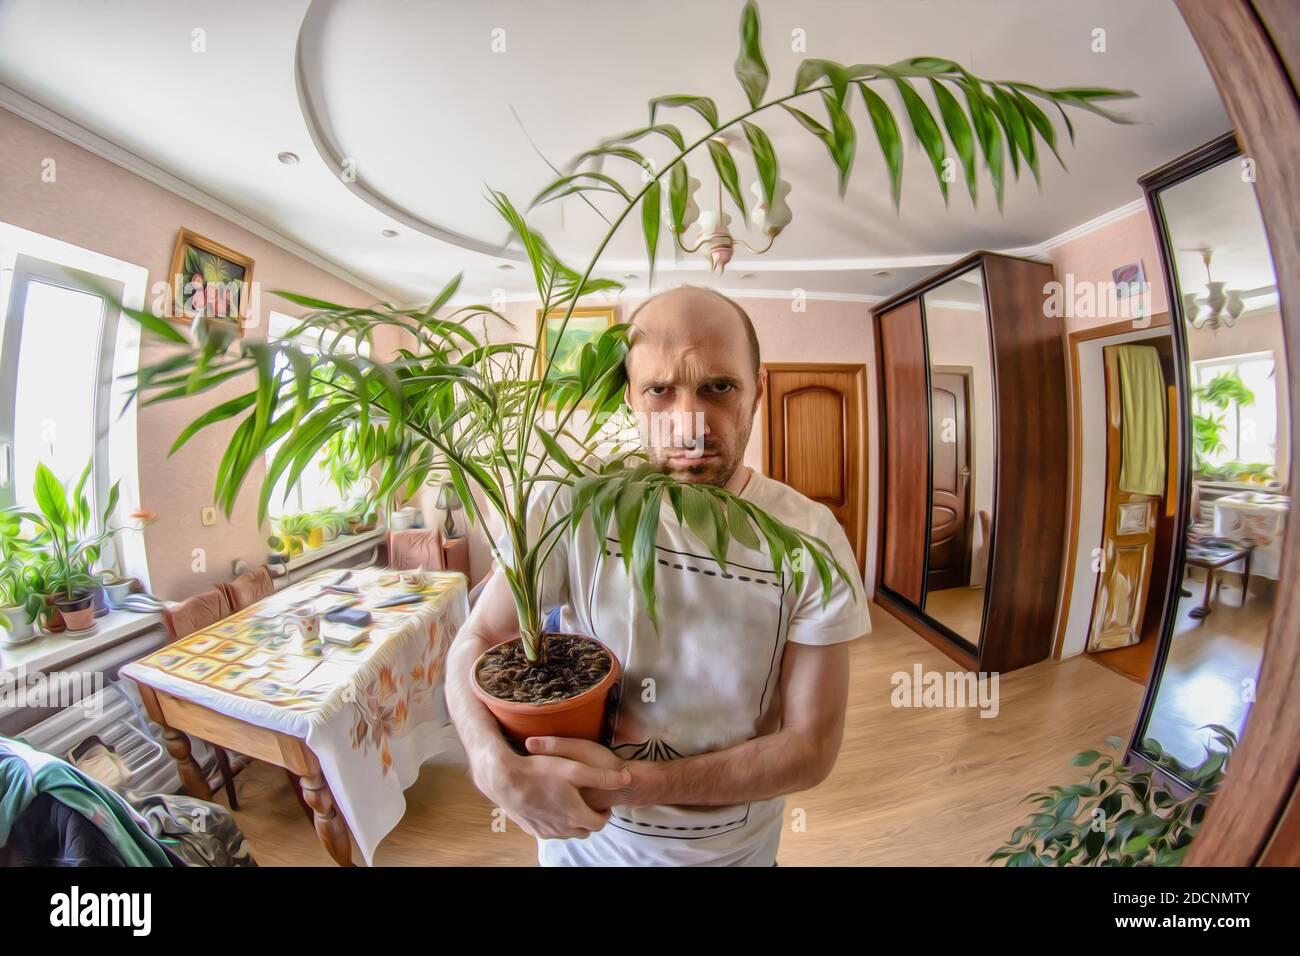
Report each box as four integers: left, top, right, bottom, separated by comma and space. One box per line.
436, 481, 463, 538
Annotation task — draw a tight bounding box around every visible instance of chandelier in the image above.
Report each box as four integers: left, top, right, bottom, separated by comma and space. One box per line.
672, 137, 793, 273
1182, 250, 1245, 331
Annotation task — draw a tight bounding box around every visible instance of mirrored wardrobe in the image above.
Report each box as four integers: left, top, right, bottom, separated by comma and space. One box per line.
873, 252, 1069, 672
1133, 133, 1284, 789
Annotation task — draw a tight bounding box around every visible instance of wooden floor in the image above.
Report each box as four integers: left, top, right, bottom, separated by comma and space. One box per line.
228, 603, 1144, 866
922, 585, 986, 647
1141, 571, 1268, 769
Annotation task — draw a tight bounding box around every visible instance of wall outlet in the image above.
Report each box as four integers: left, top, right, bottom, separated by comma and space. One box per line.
200, 506, 217, 527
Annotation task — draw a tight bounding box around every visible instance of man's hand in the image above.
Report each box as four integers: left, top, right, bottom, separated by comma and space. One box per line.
474, 743, 631, 840
525, 737, 633, 812
447, 573, 631, 840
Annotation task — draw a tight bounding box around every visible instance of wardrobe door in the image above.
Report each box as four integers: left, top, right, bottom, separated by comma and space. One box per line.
980, 254, 1068, 670
877, 298, 929, 605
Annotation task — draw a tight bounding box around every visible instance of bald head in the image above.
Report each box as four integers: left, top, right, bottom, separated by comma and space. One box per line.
627, 286, 760, 381
622, 286, 766, 491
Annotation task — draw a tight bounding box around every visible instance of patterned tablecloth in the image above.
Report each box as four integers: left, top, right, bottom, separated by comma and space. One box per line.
1214, 491, 1290, 580
121, 567, 468, 865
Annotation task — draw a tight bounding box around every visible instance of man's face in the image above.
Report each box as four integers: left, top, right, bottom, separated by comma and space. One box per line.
624, 288, 765, 489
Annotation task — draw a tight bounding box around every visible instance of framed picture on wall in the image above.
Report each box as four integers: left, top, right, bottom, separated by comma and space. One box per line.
1112, 260, 1146, 298
167, 228, 254, 334
534, 305, 617, 379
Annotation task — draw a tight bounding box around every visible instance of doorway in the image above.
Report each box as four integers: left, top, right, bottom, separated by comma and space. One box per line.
1086, 337, 1178, 682
927, 367, 974, 592
760, 362, 868, 574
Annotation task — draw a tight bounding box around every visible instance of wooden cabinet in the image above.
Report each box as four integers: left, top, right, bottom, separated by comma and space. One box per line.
872, 251, 1069, 672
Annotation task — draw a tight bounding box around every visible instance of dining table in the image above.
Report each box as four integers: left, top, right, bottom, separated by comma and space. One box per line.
120, 566, 469, 866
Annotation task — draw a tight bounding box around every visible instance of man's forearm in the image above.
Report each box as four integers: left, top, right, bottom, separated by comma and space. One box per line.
624, 726, 838, 808
445, 620, 516, 790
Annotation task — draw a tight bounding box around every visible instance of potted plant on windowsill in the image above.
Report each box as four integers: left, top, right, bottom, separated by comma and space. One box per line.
0, 512, 40, 647
11, 461, 136, 636
125, 2, 1134, 742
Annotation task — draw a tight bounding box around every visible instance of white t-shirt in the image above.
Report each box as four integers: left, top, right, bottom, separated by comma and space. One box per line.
494, 468, 871, 866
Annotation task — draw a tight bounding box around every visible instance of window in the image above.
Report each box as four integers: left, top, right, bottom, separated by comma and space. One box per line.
0, 219, 149, 584
1, 256, 121, 513
1191, 351, 1279, 480
264, 310, 370, 518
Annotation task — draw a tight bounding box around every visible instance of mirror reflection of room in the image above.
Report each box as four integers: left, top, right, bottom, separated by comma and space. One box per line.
1137, 150, 1283, 778
921, 269, 995, 649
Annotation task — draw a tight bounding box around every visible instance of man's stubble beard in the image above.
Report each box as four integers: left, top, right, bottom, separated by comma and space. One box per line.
648, 407, 755, 489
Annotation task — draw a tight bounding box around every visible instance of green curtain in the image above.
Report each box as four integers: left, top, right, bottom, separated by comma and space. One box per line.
1116, 344, 1167, 496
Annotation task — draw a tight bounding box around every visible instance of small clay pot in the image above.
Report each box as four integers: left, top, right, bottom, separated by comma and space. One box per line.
471, 634, 621, 748
54, 591, 96, 633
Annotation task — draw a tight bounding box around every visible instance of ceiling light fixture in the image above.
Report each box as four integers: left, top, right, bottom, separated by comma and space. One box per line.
1182, 250, 1245, 331
277, 151, 299, 165
381, 229, 399, 238
673, 138, 792, 274
497, 263, 515, 271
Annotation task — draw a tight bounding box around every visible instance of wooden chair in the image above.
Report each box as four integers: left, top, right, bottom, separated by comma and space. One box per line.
160, 588, 241, 809
387, 528, 447, 572
219, 565, 274, 612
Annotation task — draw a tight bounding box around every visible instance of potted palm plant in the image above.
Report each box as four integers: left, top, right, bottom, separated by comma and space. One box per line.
125, 1, 1133, 741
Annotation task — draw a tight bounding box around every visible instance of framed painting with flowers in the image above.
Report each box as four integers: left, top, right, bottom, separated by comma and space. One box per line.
167, 228, 254, 334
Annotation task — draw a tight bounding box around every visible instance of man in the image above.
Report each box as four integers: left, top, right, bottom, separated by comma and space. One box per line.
445, 286, 871, 866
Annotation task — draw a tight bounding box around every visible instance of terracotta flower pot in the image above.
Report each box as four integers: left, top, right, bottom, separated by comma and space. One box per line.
41, 595, 65, 633
54, 592, 96, 633
471, 634, 621, 748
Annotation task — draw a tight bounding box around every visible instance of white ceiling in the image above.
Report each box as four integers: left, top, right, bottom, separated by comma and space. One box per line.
0, 0, 1230, 304
1160, 157, 1278, 301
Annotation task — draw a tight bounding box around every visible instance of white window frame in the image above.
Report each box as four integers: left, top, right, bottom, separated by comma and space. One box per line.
0, 219, 149, 587
1191, 349, 1282, 489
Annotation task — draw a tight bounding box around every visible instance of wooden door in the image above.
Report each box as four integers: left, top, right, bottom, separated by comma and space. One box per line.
928, 370, 972, 591
875, 301, 930, 605
761, 363, 867, 574
1088, 345, 1162, 651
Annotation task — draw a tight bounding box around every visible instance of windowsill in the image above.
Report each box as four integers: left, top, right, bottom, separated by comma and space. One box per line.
277, 526, 387, 578
1198, 480, 1286, 495
0, 607, 163, 681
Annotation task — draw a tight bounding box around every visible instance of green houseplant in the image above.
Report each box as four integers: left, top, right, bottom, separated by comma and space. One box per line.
988, 726, 1236, 866
1191, 369, 1275, 483
125, 2, 1134, 738
0, 510, 40, 645
11, 461, 126, 633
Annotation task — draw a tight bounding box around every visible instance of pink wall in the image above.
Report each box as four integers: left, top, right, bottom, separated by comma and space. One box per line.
0, 109, 381, 600
1048, 209, 1170, 334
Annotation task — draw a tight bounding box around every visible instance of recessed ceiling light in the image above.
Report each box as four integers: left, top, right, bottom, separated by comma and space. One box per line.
277, 151, 299, 165
873, 270, 892, 277
381, 229, 399, 238
497, 263, 515, 271
624, 273, 639, 280
741, 272, 756, 279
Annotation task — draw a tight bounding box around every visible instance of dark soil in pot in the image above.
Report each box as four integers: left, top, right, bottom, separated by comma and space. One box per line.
477, 633, 611, 704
